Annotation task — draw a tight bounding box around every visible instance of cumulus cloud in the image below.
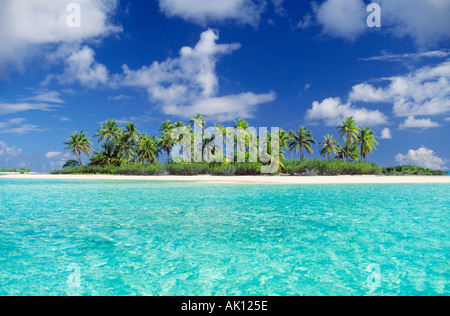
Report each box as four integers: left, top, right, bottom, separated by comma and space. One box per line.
157, 0, 266, 26
380, 128, 392, 139
311, 0, 450, 46
45, 151, 71, 169
308, 60, 450, 129
0, 140, 22, 161
395, 147, 447, 170
164, 92, 276, 121
0, 0, 121, 77
112, 29, 275, 121
349, 60, 450, 117
399, 116, 441, 130
305, 97, 388, 126
313, 0, 367, 41
54, 46, 109, 88
377, 0, 450, 47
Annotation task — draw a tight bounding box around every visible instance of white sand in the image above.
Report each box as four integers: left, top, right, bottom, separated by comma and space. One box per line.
1, 173, 449, 184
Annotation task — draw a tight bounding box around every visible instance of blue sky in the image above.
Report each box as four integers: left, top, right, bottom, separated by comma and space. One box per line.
0, 0, 449, 172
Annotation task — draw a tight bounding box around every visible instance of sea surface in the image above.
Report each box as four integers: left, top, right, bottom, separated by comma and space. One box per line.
0, 179, 448, 296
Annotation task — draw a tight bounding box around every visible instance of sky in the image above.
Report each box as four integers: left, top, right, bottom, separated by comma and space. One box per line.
0, 0, 449, 172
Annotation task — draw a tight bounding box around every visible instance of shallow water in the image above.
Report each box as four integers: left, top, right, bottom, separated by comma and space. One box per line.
0, 179, 448, 296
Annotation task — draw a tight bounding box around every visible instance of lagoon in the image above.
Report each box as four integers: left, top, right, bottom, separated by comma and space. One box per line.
0, 179, 448, 295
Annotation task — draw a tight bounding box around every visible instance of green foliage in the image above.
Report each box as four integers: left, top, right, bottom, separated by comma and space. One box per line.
164, 162, 263, 176
50, 164, 164, 176
283, 159, 380, 176
233, 162, 263, 175
381, 165, 446, 176
63, 160, 80, 169
165, 162, 210, 176
0, 168, 31, 173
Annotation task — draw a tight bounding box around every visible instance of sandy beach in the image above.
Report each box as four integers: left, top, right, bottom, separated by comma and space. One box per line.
1, 173, 449, 184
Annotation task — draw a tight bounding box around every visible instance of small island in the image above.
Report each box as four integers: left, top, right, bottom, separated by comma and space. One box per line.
48, 115, 446, 178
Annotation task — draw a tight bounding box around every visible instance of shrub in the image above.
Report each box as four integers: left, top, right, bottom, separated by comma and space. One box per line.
283, 159, 380, 176
381, 165, 446, 176
50, 164, 164, 176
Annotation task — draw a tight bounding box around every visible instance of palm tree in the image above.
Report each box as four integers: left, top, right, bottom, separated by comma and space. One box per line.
189, 114, 206, 129
336, 138, 360, 162
124, 122, 140, 142
287, 130, 296, 159
91, 141, 121, 167
158, 132, 175, 159
233, 118, 249, 129
319, 135, 338, 159
287, 126, 316, 160
95, 119, 121, 144
358, 126, 379, 160
159, 120, 175, 134
116, 133, 135, 165
137, 134, 159, 164
174, 121, 186, 128
64, 131, 93, 165
279, 129, 289, 151
337, 117, 360, 162
337, 117, 360, 143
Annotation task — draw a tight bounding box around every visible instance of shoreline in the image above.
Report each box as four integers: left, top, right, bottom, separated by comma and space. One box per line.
1, 173, 449, 184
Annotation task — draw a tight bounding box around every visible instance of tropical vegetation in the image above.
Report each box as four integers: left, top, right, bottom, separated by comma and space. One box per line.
0, 168, 31, 174
54, 115, 445, 176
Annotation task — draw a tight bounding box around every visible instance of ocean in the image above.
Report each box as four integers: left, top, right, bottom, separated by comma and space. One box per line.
0, 179, 448, 296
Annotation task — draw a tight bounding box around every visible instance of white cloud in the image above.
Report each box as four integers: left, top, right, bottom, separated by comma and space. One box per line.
395, 147, 447, 170
311, 0, 450, 46
108, 95, 132, 101
45, 151, 71, 169
113, 29, 275, 121
0, 118, 39, 135
164, 92, 276, 121
0, 140, 22, 161
349, 60, 450, 117
304, 83, 311, 91
157, 0, 266, 26
24, 91, 65, 104
305, 97, 388, 126
399, 116, 441, 129
0, 124, 42, 135
271, 0, 287, 17
313, 0, 367, 41
0, 91, 63, 115
8, 118, 27, 125
360, 49, 450, 62
0, 0, 121, 77
0, 102, 59, 115
296, 13, 313, 29
380, 128, 392, 139
45, 152, 63, 159
55, 46, 109, 88
377, 0, 450, 47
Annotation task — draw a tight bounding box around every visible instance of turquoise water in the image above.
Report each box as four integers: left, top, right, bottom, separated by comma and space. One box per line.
0, 179, 449, 296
